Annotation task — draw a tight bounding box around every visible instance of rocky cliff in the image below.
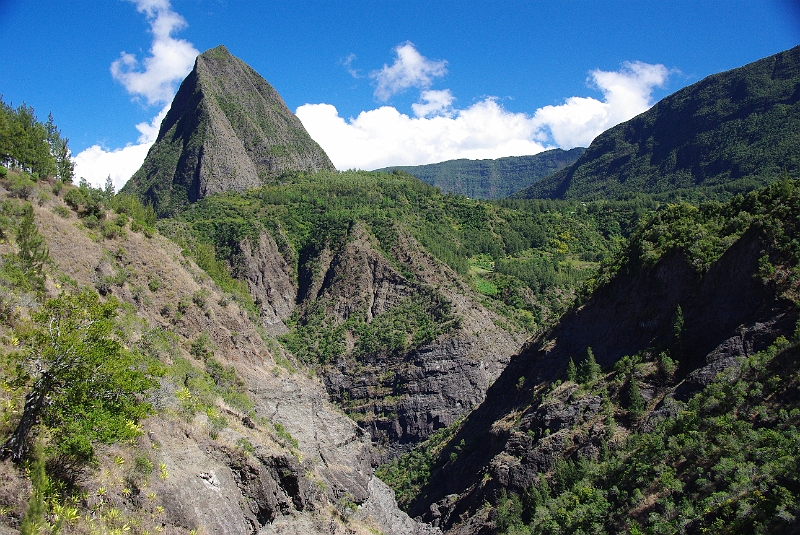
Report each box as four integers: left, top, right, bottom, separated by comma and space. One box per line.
239, 222, 526, 460
402, 182, 800, 533
123, 45, 335, 216
0, 179, 432, 535
377, 149, 585, 199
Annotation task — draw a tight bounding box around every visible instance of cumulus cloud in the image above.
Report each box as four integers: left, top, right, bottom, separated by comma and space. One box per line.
371, 42, 447, 101
296, 99, 548, 170
299, 59, 670, 170
531, 61, 669, 147
74, 143, 153, 193
75, 0, 197, 189
73, 104, 170, 192
110, 0, 199, 105
412, 89, 456, 118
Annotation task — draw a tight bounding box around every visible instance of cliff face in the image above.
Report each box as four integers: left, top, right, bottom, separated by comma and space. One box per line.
240, 224, 525, 460
124, 45, 335, 216
377, 149, 585, 199
408, 221, 799, 533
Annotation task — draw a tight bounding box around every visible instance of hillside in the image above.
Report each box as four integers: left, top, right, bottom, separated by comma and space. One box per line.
0, 172, 439, 535
123, 45, 335, 217
385, 179, 800, 534
514, 45, 800, 201
159, 170, 644, 459
377, 149, 585, 199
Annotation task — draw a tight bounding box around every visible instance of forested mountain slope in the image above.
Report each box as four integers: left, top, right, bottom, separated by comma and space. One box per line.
386, 179, 800, 534
514, 45, 800, 201
160, 170, 644, 459
377, 149, 585, 199
123, 45, 335, 217
0, 171, 436, 535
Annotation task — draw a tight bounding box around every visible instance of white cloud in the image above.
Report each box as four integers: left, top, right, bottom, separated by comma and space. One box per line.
74, 143, 153, 193
110, 0, 199, 105
371, 42, 447, 101
531, 61, 669, 148
134, 104, 170, 144
296, 100, 548, 170
412, 89, 455, 118
342, 53, 361, 78
76, 0, 197, 190
299, 60, 670, 170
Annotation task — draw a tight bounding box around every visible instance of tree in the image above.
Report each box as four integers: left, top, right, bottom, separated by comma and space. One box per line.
1, 291, 153, 463
566, 357, 577, 382
15, 204, 49, 293
9, 103, 54, 178
628, 376, 646, 418
578, 347, 602, 383
46, 113, 73, 183
104, 175, 114, 198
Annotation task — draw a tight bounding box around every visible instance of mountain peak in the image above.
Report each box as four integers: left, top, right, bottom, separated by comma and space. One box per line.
124, 46, 335, 216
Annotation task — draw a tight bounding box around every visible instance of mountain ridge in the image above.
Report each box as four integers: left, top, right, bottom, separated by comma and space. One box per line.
376, 149, 585, 199
514, 44, 800, 201
122, 45, 335, 216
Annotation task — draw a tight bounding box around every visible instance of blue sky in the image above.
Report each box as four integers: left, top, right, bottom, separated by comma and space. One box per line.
1, 0, 798, 189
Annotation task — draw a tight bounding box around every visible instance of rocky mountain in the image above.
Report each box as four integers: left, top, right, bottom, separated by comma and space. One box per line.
392, 179, 800, 534
514, 45, 800, 201
123, 45, 335, 217
0, 174, 435, 535
377, 149, 585, 199
164, 172, 567, 461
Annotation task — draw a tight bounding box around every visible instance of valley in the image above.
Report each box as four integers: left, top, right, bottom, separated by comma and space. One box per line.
0, 43, 798, 535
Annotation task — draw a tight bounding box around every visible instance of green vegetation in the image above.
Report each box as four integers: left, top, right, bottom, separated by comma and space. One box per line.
379, 148, 585, 199
495, 336, 800, 535
165, 170, 642, 359
0, 98, 73, 182
375, 418, 463, 508
588, 178, 800, 298
1, 291, 154, 464
62, 179, 156, 238
384, 178, 800, 534
520, 46, 800, 201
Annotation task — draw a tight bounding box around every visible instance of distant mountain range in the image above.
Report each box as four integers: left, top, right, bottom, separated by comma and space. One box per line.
514, 45, 800, 201
123, 45, 334, 216
377, 148, 585, 199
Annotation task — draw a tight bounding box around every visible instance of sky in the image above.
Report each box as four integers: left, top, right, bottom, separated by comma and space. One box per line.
1, 1, 798, 190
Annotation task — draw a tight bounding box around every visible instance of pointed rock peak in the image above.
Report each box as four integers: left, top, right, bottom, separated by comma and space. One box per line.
123, 46, 335, 217
203, 44, 230, 57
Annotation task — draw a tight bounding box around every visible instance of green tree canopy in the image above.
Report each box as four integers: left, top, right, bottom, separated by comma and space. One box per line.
2, 291, 153, 463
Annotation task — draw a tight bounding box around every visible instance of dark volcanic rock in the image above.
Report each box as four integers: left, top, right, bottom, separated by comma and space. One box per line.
408, 227, 798, 532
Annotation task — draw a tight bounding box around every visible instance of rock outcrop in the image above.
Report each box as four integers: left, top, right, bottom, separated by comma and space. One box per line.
408, 226, 799, 533
241, 224, 526, 460
0, 194, 432, 535
123, 45, 335, 216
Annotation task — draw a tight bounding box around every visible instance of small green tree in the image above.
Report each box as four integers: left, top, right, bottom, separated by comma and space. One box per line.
2, 290, 153, 463
103, 175, 114, 199
46, 113, 73, 184
578, 347, 602, 383
15, 204, 49, 293
628, 377, 646, 418
566, 357, 577, 382
19, 442, 61, 535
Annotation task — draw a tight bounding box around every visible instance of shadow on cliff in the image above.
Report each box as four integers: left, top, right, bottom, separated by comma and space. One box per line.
410, 226, 798, 527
